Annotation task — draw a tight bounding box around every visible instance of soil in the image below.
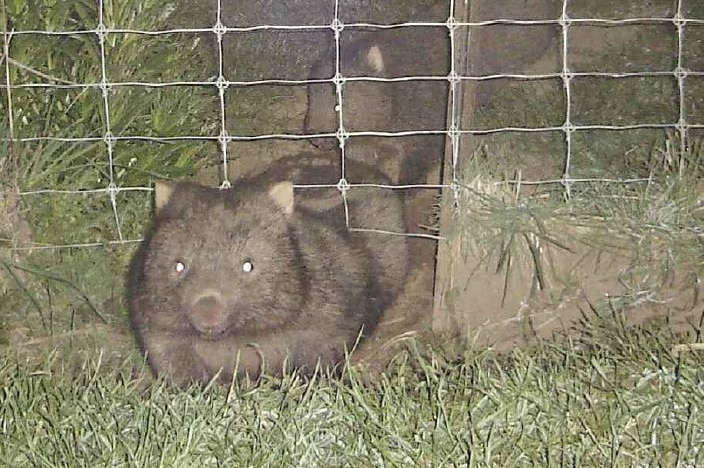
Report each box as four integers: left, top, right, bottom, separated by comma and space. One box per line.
434, 220, 704, 351
433, 1, 703, 351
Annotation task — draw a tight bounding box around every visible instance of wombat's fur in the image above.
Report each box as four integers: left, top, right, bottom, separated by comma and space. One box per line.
304, 0, 558, 185
128, 154, 409, 386
304, 13, 450, 185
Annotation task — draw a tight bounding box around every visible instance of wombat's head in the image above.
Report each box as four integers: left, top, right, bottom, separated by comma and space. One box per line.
305, 41, 387, 147
138, 180, 307, 339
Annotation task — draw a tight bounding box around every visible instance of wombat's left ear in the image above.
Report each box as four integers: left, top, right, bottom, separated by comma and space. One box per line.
365, 45, 385, 73
155, 181, 176, 213
268, 182, 294, 216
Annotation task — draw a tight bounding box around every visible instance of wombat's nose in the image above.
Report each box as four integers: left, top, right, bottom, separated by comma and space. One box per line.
189, 294, 227, 333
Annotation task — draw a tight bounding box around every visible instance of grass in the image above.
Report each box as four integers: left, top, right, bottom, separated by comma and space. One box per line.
0, 0, 219, 342
1, 2, 703, 465
441, 132, 704, 343
1, 317, 703, 466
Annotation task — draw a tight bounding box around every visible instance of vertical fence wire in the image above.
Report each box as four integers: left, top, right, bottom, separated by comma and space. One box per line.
95, 0, 123, 241
1, 2, 702, 250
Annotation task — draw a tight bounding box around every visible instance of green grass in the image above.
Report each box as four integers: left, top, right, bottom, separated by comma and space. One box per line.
0, 0, 219, 341
2, 2, 703, 465
443, 133, 704, 335
1, 318, 703, 466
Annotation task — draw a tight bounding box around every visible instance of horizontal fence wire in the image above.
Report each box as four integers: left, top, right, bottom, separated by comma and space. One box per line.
1, 0, 701, 250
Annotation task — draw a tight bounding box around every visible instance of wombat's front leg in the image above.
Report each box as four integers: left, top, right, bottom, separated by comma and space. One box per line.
254, 329, 351, 377
141, 332, 210, 386
192, 332, 331, 379
194, 333, 300, 382
192, 339, 263, 382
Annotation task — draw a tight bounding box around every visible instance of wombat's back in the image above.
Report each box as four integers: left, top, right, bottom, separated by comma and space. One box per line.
267, 153, 409, 298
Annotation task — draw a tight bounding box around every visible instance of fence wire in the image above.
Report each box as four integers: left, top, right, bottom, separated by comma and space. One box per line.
1, 0, 702, 250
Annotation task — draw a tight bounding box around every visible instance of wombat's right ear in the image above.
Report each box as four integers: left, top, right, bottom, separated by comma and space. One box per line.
268, 181, 295, 216
365, 45, 385, 73
154, 181, 176, 214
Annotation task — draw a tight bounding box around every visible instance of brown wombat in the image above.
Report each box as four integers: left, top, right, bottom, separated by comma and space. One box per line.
304, 0, 558, 184
304, 11, 450, 185
128, 153, 409, 386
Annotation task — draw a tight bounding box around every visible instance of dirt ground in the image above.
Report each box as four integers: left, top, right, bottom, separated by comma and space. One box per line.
433, 1, 703, 352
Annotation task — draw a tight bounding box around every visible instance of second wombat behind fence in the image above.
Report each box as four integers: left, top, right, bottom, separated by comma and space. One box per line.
304, 15, 450, 185
128, 153, 409, 386
304, 0, 558, 185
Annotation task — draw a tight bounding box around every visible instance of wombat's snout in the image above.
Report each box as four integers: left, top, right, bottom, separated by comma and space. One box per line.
189, 293, 227, 335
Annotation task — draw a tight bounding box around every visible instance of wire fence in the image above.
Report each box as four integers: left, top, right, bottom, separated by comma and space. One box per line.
1, 0, 703, 251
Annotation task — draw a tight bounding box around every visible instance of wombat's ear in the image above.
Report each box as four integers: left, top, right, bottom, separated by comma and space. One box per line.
365, 45, 385, 73
154, 181, 176, 213
268, 182, 294, 216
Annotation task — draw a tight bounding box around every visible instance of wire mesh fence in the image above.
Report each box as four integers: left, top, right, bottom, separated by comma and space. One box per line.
1, 0, 702, 250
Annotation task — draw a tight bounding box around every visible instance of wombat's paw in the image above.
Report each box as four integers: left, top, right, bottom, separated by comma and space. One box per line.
191, 366, 212, 386
162, 360, 211, 388
234, 344, 265, 378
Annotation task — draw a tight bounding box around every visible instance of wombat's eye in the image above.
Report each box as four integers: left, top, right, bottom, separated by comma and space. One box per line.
242, 260, 254, 273
175, 261, 186, 274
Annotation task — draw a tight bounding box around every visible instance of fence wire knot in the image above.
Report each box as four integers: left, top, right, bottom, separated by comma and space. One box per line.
99, 81, 112, 99
94, 24, 108, 44
448, 124, 461, 141
332, 72, 346, 86
212, 21, 227, 38
335, 127, 349, 144
215, 75, 229, 91
218, 130, 229, 146
331, 18, 344, 35
674, 66, 688, 79
336, 178, 350, 194
561, 174, 574, 189
106, 182, 118, 201
447, 70, 460, 85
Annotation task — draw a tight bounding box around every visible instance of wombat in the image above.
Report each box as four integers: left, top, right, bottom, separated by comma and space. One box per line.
128, 153, 409, 386
304, 12, 450, 186
304, 0, 558, 185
